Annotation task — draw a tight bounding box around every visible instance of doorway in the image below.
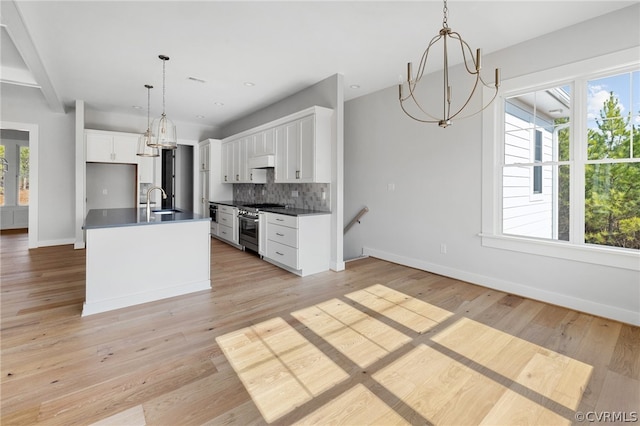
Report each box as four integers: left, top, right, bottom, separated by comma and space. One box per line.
161, 145, 194, 211
0, 122, 38, 248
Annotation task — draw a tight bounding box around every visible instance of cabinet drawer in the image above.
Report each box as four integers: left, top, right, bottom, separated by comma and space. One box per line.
267, 213, 298, 228
218, 212, 234, 227
267, 223, 298, 248
267, 241, 298, 269
218, 205, 235, 214
218, 224, 234, 242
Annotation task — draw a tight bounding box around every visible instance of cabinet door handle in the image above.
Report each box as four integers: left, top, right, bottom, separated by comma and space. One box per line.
250, 173, 253, 180
296, 170, 300, 179
276, 232, 284, 236
276, 251, 284, 256
236, 174, 239, 181
276, 218, 284, 221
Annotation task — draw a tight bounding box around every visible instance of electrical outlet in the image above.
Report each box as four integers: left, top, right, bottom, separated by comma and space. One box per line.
292, 190, 298, 197
440, 243, 447, 254
102, 188, 108, 195
387, 183, 395, 191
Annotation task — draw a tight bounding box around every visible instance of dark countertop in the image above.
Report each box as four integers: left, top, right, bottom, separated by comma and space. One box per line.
84, 208, 210, 230
261, 207, 331, 217
210, 200, 236, 207
211, 200, 331, 217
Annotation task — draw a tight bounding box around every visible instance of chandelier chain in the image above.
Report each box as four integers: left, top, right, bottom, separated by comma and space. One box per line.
147, 85, 151, 129
162, 58, 166, 115
442, 0, 449, 28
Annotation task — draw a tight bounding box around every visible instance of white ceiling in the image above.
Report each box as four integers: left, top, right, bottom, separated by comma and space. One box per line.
2, 1, 634, 129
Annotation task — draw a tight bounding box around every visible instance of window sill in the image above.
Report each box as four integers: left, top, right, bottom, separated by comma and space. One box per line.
480, 233, 640, 271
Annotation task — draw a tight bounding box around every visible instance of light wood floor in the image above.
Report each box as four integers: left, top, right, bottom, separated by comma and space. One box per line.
1, 230, 638, 425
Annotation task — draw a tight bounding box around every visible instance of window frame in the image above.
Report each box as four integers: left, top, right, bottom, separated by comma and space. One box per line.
481, 47, 640, 271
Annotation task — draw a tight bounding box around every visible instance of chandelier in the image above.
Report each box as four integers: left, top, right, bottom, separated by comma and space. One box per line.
398, 0, 500, 128
149, 55, 177, 149
137, 84, 159, 157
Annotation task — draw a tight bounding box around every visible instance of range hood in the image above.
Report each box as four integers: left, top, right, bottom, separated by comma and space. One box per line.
249, 154, 275, 169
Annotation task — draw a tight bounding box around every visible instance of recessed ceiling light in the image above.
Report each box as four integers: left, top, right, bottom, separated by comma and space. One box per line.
243, 82, 255, 87
132, 105, 143, 110
214, 102, 224, 107
196, 115, 205, 119
350, 84, 361, 89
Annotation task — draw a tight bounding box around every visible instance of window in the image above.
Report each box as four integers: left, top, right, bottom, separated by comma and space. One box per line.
0, 141, 29, 208
482, 48, 639, 270
18, 146, 29, 206
533, 130, 543, 194
502, 85, 570, 241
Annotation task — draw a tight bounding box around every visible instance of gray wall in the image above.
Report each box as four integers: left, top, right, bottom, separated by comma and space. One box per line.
343, 4, 640, 323
2, 84, 75, 244
86, 163, 136, 210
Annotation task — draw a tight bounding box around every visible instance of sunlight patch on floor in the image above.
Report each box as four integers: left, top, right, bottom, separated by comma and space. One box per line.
291, 298, 412, 368
345, 284, 453, 333
373, 343, 574, 425
216, 317, 349, 423
89, 404, 146, 426
432, 317, 593, 411
293, 384, 410, 425
217, 284, 593, 425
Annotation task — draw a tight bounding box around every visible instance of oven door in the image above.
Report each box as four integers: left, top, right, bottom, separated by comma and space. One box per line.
238, 215, 259, 252
209, 205, 218, 222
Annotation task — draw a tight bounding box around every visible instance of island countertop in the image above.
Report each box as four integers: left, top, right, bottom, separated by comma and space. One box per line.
84, 208, 210, 230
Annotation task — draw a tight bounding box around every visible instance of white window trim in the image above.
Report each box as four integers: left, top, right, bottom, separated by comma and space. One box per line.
481, 47, 640, 271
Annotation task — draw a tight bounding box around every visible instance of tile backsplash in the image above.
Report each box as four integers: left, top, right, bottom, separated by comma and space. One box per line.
233, 169, 330, 211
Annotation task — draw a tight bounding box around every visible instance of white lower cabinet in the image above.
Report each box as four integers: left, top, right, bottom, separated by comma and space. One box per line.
217, 205, 238, 244
264, 212, 330, 276
258, 212, 267, 257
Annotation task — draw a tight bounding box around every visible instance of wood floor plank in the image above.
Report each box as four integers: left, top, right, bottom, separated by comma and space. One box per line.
610, 324, 640, 380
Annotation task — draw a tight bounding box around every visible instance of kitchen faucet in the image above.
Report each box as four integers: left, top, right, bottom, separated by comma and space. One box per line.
146, 186, 167, 219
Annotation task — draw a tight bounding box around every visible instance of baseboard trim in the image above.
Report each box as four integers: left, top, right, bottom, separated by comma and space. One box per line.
38, 238, 75, 248
363, 246, 639, 326
82, 280, 211, 316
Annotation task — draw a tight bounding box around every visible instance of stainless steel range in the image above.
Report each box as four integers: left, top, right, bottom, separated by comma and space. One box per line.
237, 203, 284, 252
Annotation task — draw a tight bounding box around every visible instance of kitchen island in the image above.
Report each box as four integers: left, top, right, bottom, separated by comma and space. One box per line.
82, 208, 211, 316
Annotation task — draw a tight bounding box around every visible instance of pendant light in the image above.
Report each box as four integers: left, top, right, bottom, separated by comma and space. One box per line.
149, 54, 177, 149
398, 0, 500, 128
137, 84, 159, 157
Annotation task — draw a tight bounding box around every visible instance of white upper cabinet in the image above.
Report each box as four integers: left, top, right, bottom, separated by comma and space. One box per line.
199, 142, 210, 171
221, 106, 333, 184
275, 121, 299, 182
274, 108, 332, 183
221, 140, 234, 183
85, 130, 138, 164
254, 128, 276, 156
221, 137, 267, 184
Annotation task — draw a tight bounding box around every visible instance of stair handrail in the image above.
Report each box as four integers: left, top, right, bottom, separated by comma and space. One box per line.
344, 206, 369, 234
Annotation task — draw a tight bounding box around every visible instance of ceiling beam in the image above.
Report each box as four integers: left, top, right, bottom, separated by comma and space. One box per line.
1, 1, 65, 113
